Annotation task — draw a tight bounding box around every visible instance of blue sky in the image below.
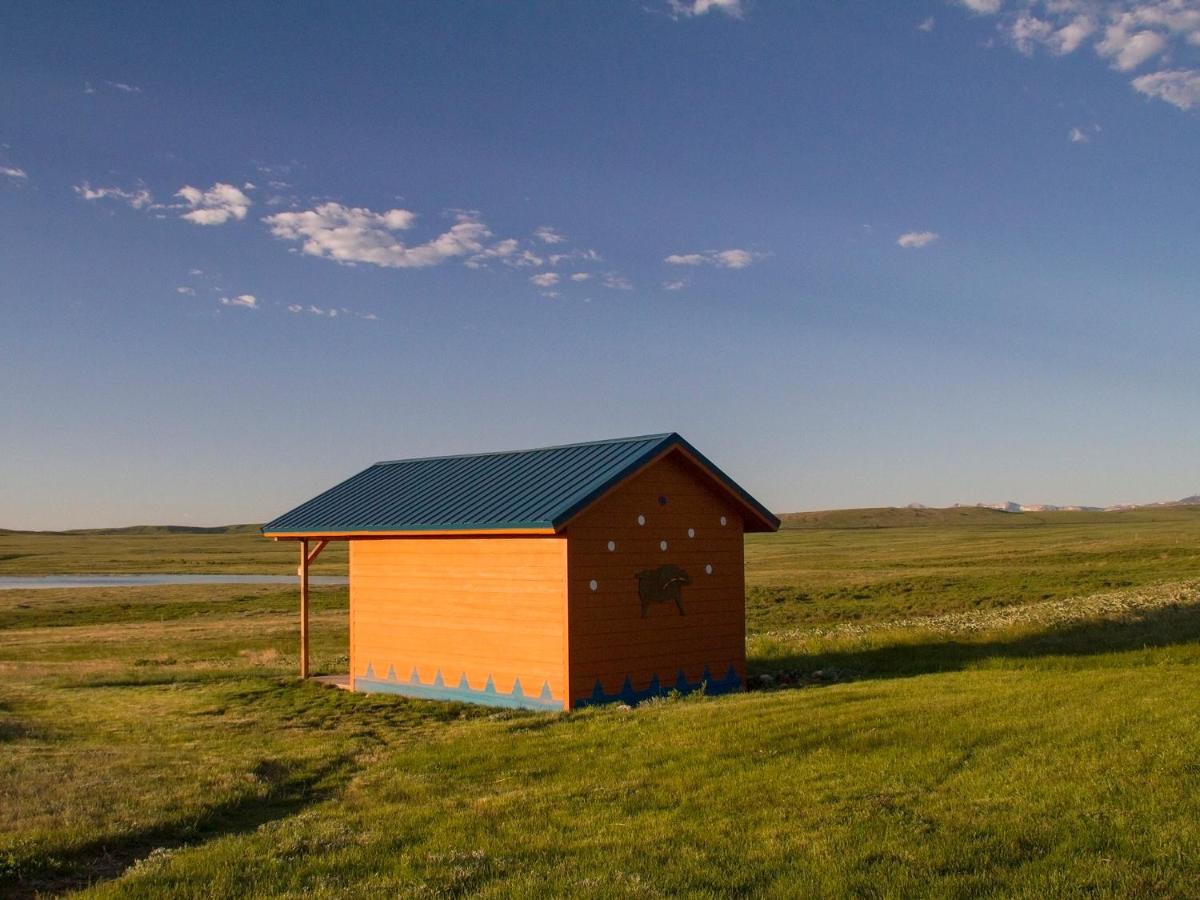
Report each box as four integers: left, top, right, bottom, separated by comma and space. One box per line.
2, 1, 1199, 528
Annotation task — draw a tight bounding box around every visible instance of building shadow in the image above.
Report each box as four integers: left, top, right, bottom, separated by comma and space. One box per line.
747, 599, 1200, 689
3, 753, 354, 899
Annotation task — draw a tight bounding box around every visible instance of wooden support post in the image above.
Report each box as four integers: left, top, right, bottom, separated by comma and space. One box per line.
299, 538, 310, 679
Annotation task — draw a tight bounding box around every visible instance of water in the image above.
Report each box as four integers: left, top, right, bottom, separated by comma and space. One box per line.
0, 574, 348, 590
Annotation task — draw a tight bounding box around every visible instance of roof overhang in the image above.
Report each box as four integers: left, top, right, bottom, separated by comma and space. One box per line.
262, 526, 559, 540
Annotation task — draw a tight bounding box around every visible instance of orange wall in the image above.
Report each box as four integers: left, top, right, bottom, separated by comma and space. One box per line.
350, 536, 568, 709
564, 450, 746, 707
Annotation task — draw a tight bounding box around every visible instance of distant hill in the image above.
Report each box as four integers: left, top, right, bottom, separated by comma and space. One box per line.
0, 524, 263, 536
778, 506, 1025, 529
777, 503, 1200, 530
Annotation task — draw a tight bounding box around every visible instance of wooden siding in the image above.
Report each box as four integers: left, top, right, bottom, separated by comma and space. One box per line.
564, 450, 746, 707
350, 536, 569, 709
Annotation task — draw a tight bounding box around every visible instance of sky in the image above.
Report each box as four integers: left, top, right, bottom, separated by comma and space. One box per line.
2, 0, 1199, 529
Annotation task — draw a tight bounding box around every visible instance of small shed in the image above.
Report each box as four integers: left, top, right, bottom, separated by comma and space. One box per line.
262, 433, 779, 710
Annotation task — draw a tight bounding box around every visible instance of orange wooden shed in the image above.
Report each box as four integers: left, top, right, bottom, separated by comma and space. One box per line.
262, 433, 779, 711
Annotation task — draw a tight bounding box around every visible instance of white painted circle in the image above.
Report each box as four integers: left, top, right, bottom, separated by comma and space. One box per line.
607, 540, 616, 552
637, 514, 646, 526
688, 528, 695, 538
720, 516, 727, 526
705, 564, 713, 575
660, 540, 668, 551
589, 579, 598, 591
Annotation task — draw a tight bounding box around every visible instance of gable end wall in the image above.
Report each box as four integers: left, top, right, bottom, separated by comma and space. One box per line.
564, 451, 746, 707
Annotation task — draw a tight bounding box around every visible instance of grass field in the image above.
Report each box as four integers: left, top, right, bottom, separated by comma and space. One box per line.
3, 508, 1200, 896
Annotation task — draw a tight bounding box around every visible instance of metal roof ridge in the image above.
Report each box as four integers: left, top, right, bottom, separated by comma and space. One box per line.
370, 432, 677, 467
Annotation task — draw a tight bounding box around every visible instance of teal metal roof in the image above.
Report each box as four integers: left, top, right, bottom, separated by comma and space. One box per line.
262, 433, 779, 535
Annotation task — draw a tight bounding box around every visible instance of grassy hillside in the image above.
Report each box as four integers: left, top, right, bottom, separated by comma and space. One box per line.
746, 505, 1200, 630
2, 509, 1200, 895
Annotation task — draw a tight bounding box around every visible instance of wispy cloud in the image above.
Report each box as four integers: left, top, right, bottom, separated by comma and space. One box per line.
0, 165, 27, 180
533, 225, 566, 244
547, 248, 601, 266
286, 303, 377, 320
465, 238, 546, 269
664, 248, 764, 269
177, 183, 252, 225
74, 182, 154, 209
666, 0, 744, 19
84, 80, 144, 95
1069, 126, 1090, 142
952, 2, 1200, 112
918, 16, 936, 32
264, 203, 491, 268
530, 272, 560, 287
663, 280, 687, 291
601, 272, 633, 290
569, 272, 591, 282
176, 286, 196, 296
897, 230, 939, 248
219, 294, 258, 309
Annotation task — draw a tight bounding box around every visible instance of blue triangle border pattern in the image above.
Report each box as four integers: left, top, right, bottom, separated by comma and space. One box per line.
577, 664, 742, 708
355, 664, 562, 712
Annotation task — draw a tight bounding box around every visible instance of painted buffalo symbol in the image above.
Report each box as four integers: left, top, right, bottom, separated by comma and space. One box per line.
635, 564, 692, 617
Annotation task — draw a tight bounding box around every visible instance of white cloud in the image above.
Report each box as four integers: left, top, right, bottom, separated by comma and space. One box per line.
918, 17, 936, 31
664, 248, 764, 269
569, 272, 591, 282
219, 294, 258, 309
958, 0, 1003, 14
952, 2, 1200, 111
1132, 67, 1200, 108
667, 0, 743, 19
188, 268, 204, 276
713, 248, 760, 268
1, 165, 27, 180
177, 183, 252, 225
897, 231, 940, 248
533, 225, 566, 244
74, 182, 154, 209
264, 203, 491, 268
663, 280, 687, 291
1098, 22, 1167, 69
176, 286, 196, 295
1069, 126, 1089, 142
530, 272, 560, 287
601, 272, 633, 290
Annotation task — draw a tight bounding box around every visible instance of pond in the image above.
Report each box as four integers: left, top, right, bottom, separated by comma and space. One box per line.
0, 574, 348, 590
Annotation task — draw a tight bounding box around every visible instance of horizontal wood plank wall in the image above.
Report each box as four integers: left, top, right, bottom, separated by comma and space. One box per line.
565, 451, 745, 706
350, 536, 568, 708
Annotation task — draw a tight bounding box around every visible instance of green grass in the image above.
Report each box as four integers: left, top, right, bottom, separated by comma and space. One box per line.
3, 508, 1200, 896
